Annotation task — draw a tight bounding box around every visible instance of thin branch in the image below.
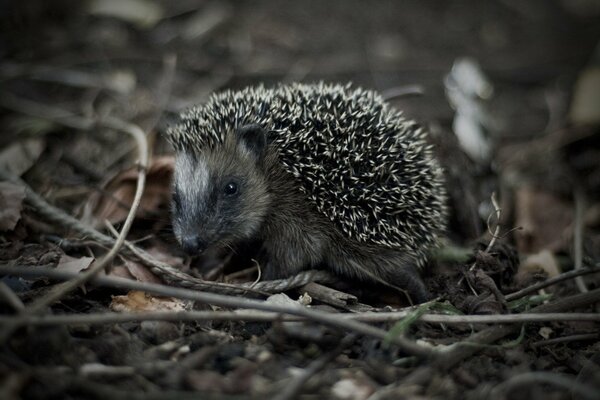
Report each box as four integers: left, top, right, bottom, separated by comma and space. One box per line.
505, 266, 600, 301
0, 96, 149, 343
0, 281, 25, 311
396, 288, 600, 390
26, 116, 148, 314
0, 309, 598, 327
482, 191, 502, 253
531, 332, 600, 348
460, 192, 503, 295
0, 265, 433, 359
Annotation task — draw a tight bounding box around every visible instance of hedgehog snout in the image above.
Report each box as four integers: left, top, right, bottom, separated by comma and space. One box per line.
180, 234, 208, 254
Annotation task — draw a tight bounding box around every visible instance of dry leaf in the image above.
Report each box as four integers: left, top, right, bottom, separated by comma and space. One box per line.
515, 250, 561, 287
0, 182, 26, 231
331, 377, 375, 400
121, 259, 163, 284
56, 255, 95, 273
0, 139, 45, 177
110, 290, 190, 313
520, 250, 561, 278
514, 187, 573, 254
82, 155, 174, 228
538, 326, 553, 340
106, 265, 135, 280
145, 246, 184, 267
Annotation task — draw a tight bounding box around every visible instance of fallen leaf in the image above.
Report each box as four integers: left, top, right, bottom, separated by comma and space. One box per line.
145, 246, 184, 267
514, 186, 573, 254
331, 377, 375, 400
0, 139, 45, 177
110, 290, 191, 312
265, 293, 305, 308
538, 326, 553, 340
106, 265, 135, 280
520, 250, 561, 277
0, 182, 26, 231
514, 250, 561, 288
56, 255, 95, 273
121, 259, 163, 284
82, 155, 174, 228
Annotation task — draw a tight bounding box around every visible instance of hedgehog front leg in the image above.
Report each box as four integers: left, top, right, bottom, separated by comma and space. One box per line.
327, 248, 431, 304
259, 228, 327, 281
382, 261, 431, 304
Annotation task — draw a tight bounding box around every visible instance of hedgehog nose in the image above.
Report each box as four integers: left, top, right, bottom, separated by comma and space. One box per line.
181, 235, 207, 254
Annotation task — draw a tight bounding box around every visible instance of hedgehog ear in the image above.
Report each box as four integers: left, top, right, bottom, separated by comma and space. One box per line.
236, 124, 267, 162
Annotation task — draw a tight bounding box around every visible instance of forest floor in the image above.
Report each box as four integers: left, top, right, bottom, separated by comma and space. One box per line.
1, 1, 600, 399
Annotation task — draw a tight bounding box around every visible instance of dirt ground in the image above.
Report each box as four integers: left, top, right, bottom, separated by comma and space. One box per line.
1, 1, 600, 399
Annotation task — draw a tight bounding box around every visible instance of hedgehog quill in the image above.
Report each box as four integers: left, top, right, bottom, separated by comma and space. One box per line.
166, 83, 447, 302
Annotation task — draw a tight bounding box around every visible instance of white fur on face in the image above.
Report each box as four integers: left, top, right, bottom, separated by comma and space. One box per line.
174, 153, 210, 214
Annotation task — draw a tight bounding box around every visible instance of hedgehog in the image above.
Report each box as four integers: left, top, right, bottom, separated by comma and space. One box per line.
166, 82, 447, 303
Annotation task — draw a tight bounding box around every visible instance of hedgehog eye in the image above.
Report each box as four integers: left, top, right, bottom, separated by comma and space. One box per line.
223, 181, 238, 196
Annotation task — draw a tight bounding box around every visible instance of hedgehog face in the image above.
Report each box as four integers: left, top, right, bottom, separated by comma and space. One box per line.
171, 124, 271, 254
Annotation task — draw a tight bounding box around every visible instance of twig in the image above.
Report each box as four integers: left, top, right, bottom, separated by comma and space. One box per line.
0, 265, 433, 359
0, 308, 597, 327
460, 192, 502, 294
272, 334, 356, 400
505, 266, 600, 301
434, 288, 600, 370
299, 282, 358, 308
27, 116, 148, 314
0, 95, 149, 343
395, 288, 600, 391
531, 332, 600, 348
482, 192, 502, 253
489, 371, 598, 400
0, 281, 25, 311
573, 188, 588, 293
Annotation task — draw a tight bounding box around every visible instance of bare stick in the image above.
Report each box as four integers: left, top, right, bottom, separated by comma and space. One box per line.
531, 332, 600, 347
0, 308, 598, 327
0, 281, 25, 311
505, 265, 600, 301
0, 265, 432, 359
435, 288, 600, 370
